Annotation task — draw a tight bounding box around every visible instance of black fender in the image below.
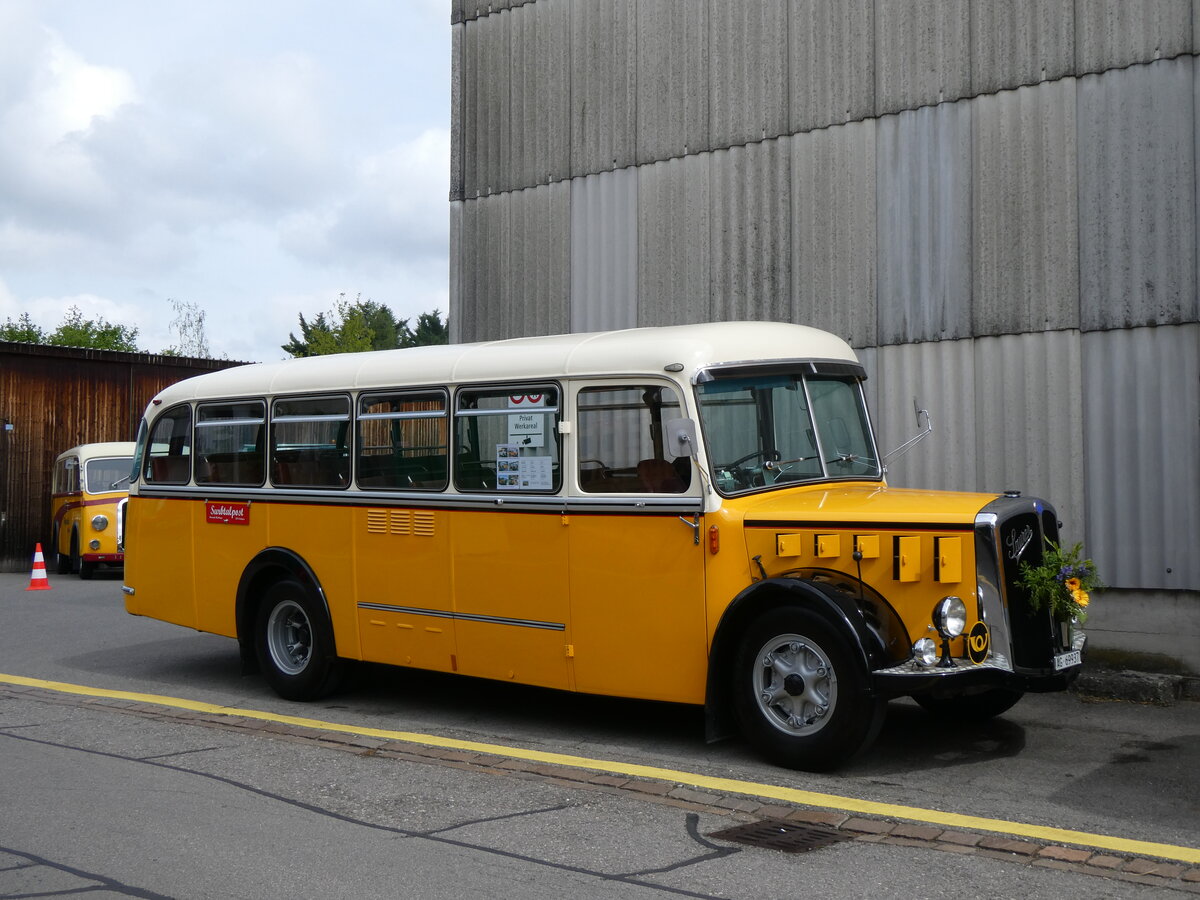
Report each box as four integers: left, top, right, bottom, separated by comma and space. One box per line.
235, 548, 336, 674
704, 572, 910, 742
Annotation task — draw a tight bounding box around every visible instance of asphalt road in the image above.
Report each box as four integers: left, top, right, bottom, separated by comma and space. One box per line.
1, 569, 1197, 898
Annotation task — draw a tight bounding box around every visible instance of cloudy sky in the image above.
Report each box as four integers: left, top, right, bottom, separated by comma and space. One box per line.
0, 0, 450, 362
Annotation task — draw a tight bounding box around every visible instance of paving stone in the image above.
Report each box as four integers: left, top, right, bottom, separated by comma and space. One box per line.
842, 817, 894, 835
891, 824, 943, 841
623, 780, 673, 797
1182, 868, 1200, 883
668, 786, 717, 805
712, 796, 760, 813
1121, 859, 1185, 879
1038, 845, 1093, 863
753, 804, 796, 819
938, 831, 982, 847
1032, 859, 1077, 873
1086, 855, 1125, 870
785, 809, 846, 827
977, 836, 1040, 856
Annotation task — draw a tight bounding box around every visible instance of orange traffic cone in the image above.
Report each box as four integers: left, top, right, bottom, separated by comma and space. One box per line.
26, 543, 52, 591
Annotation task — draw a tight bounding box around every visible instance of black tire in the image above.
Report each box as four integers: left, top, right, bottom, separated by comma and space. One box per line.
54, 531, 71, 575
912, 688, 1024, 721
79, 560, 96, 580
254, 579, 341, 701
68, 533, 81, 575
732, 606, 884, 771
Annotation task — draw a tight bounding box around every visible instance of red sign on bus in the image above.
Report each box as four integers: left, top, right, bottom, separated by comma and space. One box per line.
206, 501, 250, 525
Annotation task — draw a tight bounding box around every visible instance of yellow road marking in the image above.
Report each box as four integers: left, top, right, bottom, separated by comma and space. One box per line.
3, 672, 1197, 865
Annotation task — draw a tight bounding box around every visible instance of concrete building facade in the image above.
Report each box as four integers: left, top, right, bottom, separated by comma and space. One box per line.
449, 0, 1200, 670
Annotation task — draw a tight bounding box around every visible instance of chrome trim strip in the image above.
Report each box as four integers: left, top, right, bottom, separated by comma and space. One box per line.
133, 486, 703, 514
357, 602, 565, 632
873, 657, 1014, 678
122, 585, 135, 595
974, 509, 1014, 672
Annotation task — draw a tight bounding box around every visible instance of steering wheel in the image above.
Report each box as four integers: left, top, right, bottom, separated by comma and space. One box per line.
719, 450, 777, 488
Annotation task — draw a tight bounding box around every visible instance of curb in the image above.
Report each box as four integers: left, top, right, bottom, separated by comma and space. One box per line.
1071, 669, 1200, 705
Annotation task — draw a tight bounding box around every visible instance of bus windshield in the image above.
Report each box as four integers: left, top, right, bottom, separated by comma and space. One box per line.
696, 371, 881, 493
84, 456, 134, 493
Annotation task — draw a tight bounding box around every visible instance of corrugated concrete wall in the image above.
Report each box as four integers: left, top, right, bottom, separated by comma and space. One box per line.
450, 1, 1200, 663
0, 343, 244, 571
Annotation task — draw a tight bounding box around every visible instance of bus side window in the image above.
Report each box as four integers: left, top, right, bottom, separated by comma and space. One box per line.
357, 390, 448, 490
271, 396, 351, 488
144, 405, 193, 484
453, 386, 561, 493
577, 385, 691, 494
195, 401, 266, 486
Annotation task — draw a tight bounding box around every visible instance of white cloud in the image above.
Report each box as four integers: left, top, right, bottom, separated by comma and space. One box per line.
0, 2, 452, 363
281, 127, 450, 266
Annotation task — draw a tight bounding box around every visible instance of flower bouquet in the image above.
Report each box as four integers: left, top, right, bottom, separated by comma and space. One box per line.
1016, 541, 1102, 624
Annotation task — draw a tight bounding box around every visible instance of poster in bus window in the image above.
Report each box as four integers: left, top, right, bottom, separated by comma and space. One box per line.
507, 393, 545, 448
495, 444, 553, 490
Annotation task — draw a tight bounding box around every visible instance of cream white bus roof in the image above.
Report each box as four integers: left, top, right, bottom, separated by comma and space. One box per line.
55, 442, 138, 463
147, 322, 859, 407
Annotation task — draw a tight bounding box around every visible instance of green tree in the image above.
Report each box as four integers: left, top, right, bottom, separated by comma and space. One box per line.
0, 312, 45, 343
283, 296, 448, 357
400, 309, 449, 347
1, 306, 140, 351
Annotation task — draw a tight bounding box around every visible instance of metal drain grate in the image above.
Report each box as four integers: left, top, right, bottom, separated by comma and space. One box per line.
708, 819, 854, 854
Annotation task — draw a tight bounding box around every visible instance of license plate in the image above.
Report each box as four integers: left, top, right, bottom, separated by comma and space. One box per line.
1053, 650, 1082, 671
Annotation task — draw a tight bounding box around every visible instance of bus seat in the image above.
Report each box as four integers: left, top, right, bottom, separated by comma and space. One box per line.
150, 456, 190, 483
637, 458, 683, 493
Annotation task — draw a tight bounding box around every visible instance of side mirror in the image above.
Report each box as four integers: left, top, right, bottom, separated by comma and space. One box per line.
665, 418, 699, 458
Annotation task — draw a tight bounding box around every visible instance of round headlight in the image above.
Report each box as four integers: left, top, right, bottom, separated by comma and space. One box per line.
933, 596, 967, 638
913, 637, 939, 667
88, 539, 101, 551
91, 514, 109, 532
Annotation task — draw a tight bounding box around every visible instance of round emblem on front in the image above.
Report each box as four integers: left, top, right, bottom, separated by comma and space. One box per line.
967, 622, 990, 664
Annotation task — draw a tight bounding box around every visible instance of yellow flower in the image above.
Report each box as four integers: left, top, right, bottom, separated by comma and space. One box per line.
1065, 577, 1081, 591
1073, 589, 1090, 608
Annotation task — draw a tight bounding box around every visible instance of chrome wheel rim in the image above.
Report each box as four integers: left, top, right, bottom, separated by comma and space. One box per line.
266, 599, 312, 676
752, 631, 837, 736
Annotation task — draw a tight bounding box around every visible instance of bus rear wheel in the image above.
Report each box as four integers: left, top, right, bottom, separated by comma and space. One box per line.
732, 607, 883, 771
254, 579, 341, 701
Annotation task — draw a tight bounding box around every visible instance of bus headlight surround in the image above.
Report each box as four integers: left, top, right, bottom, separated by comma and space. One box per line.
913, 637, 939, 667
88, 539, 101, 551
92, 514, 109, 532
933, 595, 967, 639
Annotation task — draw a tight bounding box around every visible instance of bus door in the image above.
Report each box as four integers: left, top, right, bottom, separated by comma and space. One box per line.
450, 386, 571, 690
567, 383, 707, 704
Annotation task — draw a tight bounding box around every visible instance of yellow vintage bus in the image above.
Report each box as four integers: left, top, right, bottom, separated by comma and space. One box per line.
123, 323, 1084, 770
51, 441, 136, 579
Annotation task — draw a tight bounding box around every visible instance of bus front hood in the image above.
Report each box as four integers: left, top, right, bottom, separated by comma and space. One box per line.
737, 483, 1002, 529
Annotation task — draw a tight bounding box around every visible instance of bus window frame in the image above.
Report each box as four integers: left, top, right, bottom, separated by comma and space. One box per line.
142, 404, 193, 486
195, 398, 268, 488
571, 379, 697, 497
269, 393, 353, 491
452, 382, 563, 494
356, 387, 450, 492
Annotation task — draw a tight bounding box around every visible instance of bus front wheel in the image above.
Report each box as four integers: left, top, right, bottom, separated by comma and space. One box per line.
254, 580, 341, 701
732, 607, 883, 771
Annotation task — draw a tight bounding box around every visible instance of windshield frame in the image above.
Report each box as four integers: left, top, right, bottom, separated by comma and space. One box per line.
693, 361, 882, 497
